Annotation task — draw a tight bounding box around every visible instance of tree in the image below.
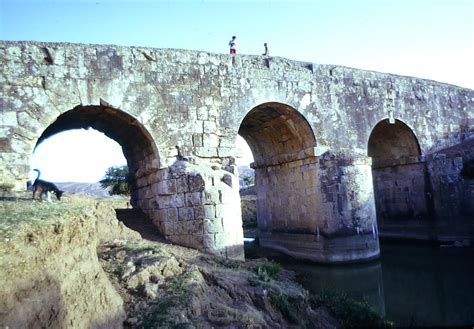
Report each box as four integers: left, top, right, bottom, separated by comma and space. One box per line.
100, 165, 130, 196
243, 175, 255, 187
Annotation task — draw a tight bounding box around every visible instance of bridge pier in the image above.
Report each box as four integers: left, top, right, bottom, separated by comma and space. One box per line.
133, 158, 245, 260
256, 153, 380, 263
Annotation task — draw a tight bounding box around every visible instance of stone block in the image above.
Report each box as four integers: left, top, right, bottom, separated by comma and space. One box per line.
203, 188, 220, 205
194, 205, 205, 220
175, 221, 196, 235
196, 106, 208, 120
204, 218, 223, 234
185, 234, 204, 250
156, 194, 185, 209
178, 206, 194, 221
188, 174, 205, 192
161, 220, 174, 235
156, 179, 177, 195
1, 112, 17, 126
192, 133, 203, 147
146, 198, 157, 210
195, 147, 218, 158
217, 147, 234, 158
156, 195, 171, 209
185, 192, 202, 206
203, 133, 220, 147
202, 234, 216, 249
157, 208, 168, 222
176, 176, 188, 193
203, 205, 216, 219
203, 120, 217, 133
166, 207, 178, 222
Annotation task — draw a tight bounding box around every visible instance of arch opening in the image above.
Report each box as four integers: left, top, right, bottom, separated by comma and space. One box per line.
368, 119, 421, 168
368, 119, 430, 231
31, 128, 126, 183
238, 102, 317, 235
35, 105, 160, 207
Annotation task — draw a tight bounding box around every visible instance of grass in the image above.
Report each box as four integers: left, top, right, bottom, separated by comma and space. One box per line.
0, 196, 88, 239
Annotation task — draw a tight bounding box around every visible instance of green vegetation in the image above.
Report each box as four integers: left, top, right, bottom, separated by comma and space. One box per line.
243, 175, 255, 186
310, 291, 394, 328
255, 261, 282, 281
247, 260, 283, 286
141, 268, 196, 328
269, 289, 301, 325
112, 264, 126, 278
100, 165, 130, 196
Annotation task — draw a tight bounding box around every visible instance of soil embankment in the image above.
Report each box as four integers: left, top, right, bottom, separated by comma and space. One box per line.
0, 196, 137, 328
0, 194, 340, 328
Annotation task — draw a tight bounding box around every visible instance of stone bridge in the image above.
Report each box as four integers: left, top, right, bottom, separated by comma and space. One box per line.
1, 41, 473, 263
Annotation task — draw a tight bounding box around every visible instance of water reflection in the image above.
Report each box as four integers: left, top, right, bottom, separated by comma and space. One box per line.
380, 244, 474, 327
288, 260, 386, 318
246, 242, 474, 327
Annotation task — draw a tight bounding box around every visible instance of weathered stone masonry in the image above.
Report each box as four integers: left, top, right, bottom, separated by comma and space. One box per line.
1, 41, 473, 263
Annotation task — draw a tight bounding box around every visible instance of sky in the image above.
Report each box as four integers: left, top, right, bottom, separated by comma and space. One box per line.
1, 0, 473, 182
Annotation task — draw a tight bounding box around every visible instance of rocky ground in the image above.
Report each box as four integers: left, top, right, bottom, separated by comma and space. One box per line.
98, 240, 339, 328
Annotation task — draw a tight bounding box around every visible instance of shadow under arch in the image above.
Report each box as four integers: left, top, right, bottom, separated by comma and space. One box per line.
368, 119, 421, 168
238, 102, 316, 168
367, 119, 432, 238
238, 101, 317, 235
35, 105, 160, 207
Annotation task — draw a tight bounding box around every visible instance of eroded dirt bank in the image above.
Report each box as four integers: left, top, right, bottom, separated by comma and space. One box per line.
0, 195, 340, 328
0, 197, 141, 328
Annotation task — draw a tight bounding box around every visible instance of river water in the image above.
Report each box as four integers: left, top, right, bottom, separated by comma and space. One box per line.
246, 242, 474, 327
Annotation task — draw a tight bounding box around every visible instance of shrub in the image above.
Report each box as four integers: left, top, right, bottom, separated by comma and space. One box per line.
255, 261, 282, 281
100, 165, 130, 196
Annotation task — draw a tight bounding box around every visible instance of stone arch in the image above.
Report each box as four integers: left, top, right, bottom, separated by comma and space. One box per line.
238, 102, 316, 168
238, 102, 317, 234
368, 119, 430, 234
368, 119, 421, 168
34, 105, 160, 206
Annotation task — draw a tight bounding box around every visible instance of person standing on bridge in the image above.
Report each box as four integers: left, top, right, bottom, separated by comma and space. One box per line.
262, 42, 270, 68
229, 36, 237, 54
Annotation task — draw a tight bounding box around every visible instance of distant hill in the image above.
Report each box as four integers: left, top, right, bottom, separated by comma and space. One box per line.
55, 182, 127, 199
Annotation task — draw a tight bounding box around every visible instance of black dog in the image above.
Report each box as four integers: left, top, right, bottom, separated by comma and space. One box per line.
31, 169, 64, 202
